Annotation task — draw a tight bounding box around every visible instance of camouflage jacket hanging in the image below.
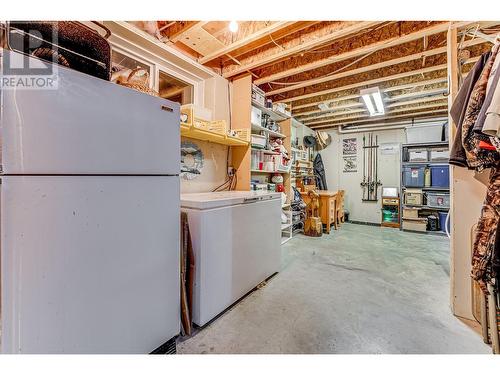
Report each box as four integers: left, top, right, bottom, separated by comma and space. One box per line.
461, 44, 500, 171
471, 166, 500, 288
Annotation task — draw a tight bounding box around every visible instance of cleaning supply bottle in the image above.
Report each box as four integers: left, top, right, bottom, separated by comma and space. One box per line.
424, 167, 431, 187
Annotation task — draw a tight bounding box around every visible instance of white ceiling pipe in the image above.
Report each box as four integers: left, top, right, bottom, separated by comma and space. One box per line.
335, 117, 448, 134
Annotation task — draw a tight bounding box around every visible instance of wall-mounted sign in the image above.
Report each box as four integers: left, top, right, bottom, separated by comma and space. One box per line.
343, 156, 357, 173
380, 142, 400, 155
343, 138, 357, 155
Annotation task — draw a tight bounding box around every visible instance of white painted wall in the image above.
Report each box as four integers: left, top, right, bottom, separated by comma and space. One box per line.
319, 128, 406, 224
180, 75, 232, 194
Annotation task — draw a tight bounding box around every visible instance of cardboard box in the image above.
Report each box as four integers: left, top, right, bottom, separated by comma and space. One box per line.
402, 218, 427, 232
404, 189, 423, 205
403, 207, 419, 219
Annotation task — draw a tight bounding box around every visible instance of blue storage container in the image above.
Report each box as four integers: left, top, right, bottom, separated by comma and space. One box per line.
402, 165, 425, 187
438, 211, 450, 233
430, 165, 450, 188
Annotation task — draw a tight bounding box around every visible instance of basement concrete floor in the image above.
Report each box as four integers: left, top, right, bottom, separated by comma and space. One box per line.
177, 223, 491, 354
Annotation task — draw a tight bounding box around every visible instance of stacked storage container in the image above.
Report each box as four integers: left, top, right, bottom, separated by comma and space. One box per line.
401, 138, 450, 234
429, 165, 450, 188
402, 165, 425, 187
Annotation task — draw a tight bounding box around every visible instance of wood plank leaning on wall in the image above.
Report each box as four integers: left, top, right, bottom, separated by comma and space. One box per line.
230, 74, 252, 191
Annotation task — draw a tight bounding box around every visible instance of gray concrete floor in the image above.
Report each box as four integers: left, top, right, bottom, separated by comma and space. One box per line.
177, 223, 491, 354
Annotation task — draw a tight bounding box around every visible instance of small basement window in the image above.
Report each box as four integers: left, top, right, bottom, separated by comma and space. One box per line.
111, 50, 152, 74
159, 70, 193, 105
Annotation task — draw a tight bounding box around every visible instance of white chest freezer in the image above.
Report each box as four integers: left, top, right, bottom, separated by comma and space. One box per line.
181, 191, 281, 326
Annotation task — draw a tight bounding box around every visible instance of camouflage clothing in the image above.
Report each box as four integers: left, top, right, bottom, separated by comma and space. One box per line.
471, 166, 500, 289
462, 44, 500, 171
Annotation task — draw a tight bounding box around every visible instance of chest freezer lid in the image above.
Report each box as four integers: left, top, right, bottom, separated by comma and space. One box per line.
181, 190, 281, 210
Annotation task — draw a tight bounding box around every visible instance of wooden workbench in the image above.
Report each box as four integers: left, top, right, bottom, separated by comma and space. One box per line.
300, 190, 339, 234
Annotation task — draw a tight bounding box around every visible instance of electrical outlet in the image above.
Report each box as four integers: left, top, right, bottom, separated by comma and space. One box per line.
228, 167, 235, 176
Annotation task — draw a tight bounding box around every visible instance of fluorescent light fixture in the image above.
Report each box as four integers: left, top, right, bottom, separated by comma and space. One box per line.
229, 21, 239, 33
360, 87, 385, 116
318, 103, 329, 111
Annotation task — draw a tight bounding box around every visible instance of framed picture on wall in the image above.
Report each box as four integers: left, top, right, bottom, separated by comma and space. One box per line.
343, 156, 357, 173
343, 138, 357, 155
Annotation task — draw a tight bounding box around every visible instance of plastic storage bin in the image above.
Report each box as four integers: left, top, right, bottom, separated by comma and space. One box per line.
402, 165, 425, 187
430, 148, 450, 161
405, 123, 444, 143
438, 211, 450, 233
430, 165, 450, 188
408, 149, 428, 162
251, 106, 262, 127
251, 134, 267, 148
426, 192, 450, 208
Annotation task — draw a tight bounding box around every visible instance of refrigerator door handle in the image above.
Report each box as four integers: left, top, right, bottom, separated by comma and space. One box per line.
161, 105, 174, 113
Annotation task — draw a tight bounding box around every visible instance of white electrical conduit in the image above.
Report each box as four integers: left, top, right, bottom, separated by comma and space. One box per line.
336, 117, 448, 134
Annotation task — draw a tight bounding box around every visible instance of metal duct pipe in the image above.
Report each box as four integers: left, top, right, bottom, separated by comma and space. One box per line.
336, 117, 448, 134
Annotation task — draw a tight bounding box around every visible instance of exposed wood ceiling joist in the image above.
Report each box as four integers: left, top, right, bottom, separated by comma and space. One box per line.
279, 64, 448, 103
256, 21, 474, 87
296, 101, 365, 118
265, 37, 484, 97
291, 76, 449, 112
222, 21, 381, 78
386, 86, 448, 101
386, 94, 447, 108
304, 101, 448, 125
298, 92, 448, 122
280, 55, 479, 105
310, 109, 449, 129
295, 82, 448, 118
198, 21, 297, 64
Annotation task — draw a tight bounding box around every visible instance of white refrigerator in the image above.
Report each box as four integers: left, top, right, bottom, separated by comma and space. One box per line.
0, 51, 181, 353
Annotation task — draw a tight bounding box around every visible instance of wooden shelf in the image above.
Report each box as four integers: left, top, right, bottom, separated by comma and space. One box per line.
402, 161, 449, 165
251, 123, 286, 138
252, 100, 291, 122
402, 186, 450, 191
251, 169, 290, 174
251, 147, 280, 155
181, 124, 249, 147
402, 141, 449, 148
402, 204, 449, 211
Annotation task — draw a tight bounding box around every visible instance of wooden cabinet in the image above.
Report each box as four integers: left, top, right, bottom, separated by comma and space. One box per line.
300, 190, 338, 234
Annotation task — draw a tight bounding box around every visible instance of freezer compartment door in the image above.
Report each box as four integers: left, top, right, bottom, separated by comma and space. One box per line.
1, 50, 180, 175
1, 175, 180, 353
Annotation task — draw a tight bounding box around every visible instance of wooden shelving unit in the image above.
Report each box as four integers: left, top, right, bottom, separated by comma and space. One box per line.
230, 74, 294, 245
251, 123, 286, 138
180, 124, 249, 147
251, 99, 291, 122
